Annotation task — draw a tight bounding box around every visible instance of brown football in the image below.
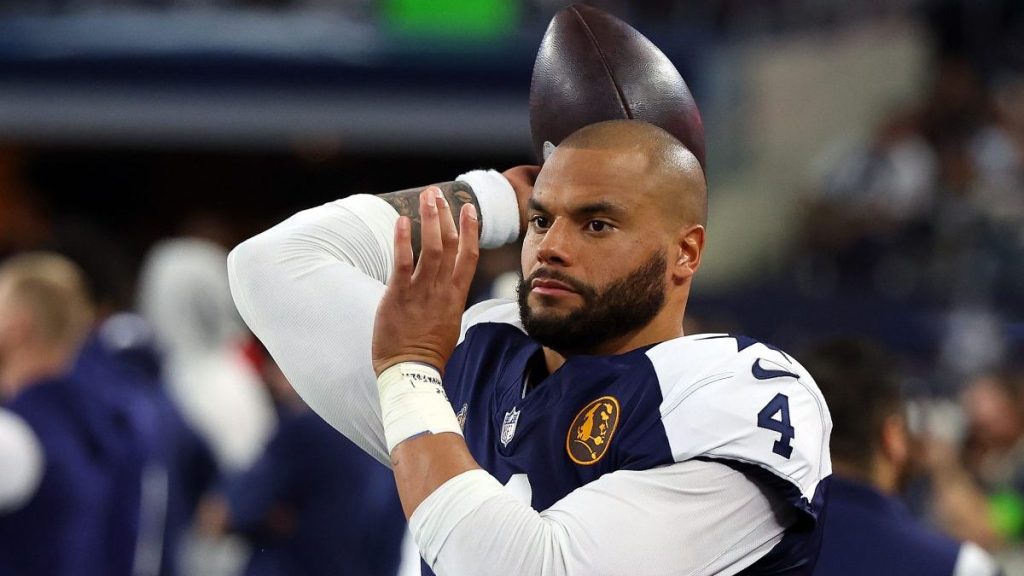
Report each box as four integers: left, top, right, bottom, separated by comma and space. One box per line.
529, 4, 705, 169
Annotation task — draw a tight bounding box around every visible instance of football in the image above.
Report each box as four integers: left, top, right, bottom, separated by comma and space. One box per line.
529, 4, 706, 169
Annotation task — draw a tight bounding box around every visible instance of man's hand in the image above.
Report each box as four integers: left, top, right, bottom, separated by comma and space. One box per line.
372, 187, 480, 376
503, 165, 541, 235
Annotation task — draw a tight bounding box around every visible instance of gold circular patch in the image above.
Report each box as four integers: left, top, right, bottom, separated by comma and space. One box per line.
566, 396, 620, 465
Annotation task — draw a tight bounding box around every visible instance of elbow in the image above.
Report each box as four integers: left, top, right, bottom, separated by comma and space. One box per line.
226, 231, 281, 326
226, 238, 259, 301
226, 236, 260, 289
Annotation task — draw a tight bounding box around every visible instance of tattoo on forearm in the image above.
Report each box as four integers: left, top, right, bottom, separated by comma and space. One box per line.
379, 181, 481, 256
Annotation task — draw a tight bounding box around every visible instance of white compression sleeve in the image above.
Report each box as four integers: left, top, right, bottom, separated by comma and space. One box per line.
410, 459, 794, 576
228, 194, 398, 465
0, 408, 44, 512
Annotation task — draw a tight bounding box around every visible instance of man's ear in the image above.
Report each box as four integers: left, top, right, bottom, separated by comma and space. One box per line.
671, 225, 705, 284
880, 413, 910, 470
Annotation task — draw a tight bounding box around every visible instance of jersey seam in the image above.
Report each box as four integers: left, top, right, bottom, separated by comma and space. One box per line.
697, 453, 805, 491
658, 372, 734, 416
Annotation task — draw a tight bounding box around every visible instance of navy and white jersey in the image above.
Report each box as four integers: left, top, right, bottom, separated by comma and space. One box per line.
442, 300, 832, 574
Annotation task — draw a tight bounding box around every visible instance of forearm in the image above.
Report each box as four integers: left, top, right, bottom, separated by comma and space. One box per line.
391, 433, 479, 519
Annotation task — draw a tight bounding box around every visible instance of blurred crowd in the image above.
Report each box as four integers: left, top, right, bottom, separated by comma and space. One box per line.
786, 1, 1024, 570
0, 231, 407, 575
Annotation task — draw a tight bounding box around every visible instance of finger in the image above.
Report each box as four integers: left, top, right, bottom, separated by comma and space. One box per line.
436, 189, 460, 280
452, 203, 480, 292
389, 216, 414, 290
412, 187, 443, 284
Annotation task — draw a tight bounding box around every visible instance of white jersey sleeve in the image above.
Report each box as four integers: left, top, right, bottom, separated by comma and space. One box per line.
411, 459, 794, 576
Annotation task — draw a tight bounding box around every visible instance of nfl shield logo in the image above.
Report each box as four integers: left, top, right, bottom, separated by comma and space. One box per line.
501, 407, 521, 447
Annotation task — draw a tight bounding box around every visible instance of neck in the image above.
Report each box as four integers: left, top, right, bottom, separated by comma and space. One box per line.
0, 345, 76, 400
833, 458, 900, 495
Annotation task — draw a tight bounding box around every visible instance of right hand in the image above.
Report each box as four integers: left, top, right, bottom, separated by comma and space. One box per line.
502, 165, 540, 235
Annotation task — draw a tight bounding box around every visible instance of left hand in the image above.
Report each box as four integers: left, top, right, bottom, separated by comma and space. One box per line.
372, 187, 480, 376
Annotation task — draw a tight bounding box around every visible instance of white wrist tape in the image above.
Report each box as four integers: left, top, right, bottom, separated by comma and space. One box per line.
377, 363, 463, 454
456, 169, 520, 249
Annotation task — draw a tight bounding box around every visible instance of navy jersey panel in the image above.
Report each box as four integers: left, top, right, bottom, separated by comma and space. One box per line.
813, 476, 961, 576
444, 322, 675, 512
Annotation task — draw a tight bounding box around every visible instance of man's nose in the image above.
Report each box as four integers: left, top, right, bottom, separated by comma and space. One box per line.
536, 219, 574, 267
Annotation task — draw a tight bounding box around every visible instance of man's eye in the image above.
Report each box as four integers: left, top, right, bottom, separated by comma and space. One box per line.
587, 221, 611, 232
529, 216, 551, 230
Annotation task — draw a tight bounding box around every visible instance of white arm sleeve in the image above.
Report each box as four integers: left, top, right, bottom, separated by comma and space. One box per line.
228, 195, 398, 465
227, 170, 520, 466
0, 408, 44, 512
411, 459, 794, 576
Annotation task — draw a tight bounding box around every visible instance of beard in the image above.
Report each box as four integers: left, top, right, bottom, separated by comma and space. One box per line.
517, 250, 668, 355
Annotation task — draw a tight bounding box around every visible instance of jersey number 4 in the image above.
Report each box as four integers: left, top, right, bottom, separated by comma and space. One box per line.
757, 393, 794, 458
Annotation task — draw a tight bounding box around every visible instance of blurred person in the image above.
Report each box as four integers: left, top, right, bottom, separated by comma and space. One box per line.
87, 313, 219, 576
0, 252, 146, 576
960, 371, 1024, 542
199, 347, 406, 576
805, 339, 999, 576
138, 232, 277, 576
56, 221, 220, 576
962, 373, 1024, 486
229, 120, 833, 574
138, 234, 276, 474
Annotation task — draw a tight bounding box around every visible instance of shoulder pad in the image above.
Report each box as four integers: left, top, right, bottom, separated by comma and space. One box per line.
646, 334, 832, 505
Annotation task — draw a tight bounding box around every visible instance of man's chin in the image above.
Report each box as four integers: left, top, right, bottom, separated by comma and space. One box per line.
525, 300, 580, 322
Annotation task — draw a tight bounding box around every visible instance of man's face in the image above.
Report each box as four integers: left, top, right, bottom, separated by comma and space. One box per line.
518, 146, 673, 354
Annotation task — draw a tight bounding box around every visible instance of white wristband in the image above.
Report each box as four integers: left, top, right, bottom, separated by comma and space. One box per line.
377, 363, 463, 454
456, 169, 520, 249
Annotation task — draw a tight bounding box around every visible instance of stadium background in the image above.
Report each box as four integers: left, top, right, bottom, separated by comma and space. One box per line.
1, 0, 1023, 574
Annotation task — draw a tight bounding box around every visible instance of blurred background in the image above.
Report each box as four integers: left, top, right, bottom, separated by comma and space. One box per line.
0, 0, 1022, 574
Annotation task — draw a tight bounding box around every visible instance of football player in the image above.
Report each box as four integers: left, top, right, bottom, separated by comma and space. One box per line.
229, 120, 832, 575
806, 339, 999, 576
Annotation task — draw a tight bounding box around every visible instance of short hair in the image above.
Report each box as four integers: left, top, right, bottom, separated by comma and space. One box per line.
0, 252, 95, 349
559, 120, 708, 227
801, 338, 904, 472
